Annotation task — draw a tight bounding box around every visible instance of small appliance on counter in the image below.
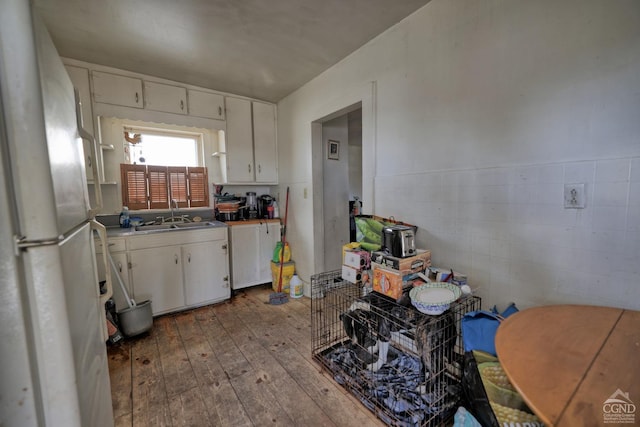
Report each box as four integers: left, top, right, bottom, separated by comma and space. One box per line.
246, 191, 258, 219
258, 194, 275, 219
382, 225, 416, 258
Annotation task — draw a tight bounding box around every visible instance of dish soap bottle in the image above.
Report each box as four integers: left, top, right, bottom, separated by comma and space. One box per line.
119, 206, 130, 228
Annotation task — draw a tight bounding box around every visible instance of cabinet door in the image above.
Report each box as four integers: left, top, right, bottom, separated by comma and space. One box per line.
65, 65, 98, 183
92, 71, 143, 108
258, 222, 281, 283
109, 252, 132, 311
225, 97, 254, 182
144, 81, 187, 115
188, 90, 225, 120
230, 225, 260, 289
183, 240, 229, 305
95, 250, 131, 312
130, 246, 184, 315
252, 102, 278, 183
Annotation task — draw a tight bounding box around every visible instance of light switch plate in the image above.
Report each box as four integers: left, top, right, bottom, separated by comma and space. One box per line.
564, 183, 585, 209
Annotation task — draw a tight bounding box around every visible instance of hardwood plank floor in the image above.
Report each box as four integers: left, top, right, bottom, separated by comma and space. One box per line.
108, 285, 384, 427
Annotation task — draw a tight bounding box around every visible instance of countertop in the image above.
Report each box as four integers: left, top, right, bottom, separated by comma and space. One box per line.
104, 220, 228, 237
224, 218, 281, 226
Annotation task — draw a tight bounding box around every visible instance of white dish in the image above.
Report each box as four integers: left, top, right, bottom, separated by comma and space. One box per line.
409, 282, 462, 315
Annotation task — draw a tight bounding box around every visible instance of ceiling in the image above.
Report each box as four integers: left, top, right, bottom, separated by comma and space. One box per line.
34, 0, 431, 102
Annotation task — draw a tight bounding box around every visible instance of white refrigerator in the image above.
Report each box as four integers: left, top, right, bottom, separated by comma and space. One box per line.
0, 1, 114, 426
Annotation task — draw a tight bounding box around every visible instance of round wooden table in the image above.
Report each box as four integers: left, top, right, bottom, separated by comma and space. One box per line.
495, 305, 640, 427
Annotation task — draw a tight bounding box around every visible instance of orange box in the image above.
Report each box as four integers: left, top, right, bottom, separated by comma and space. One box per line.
372, 263, 406, 300
371, 249, 431, 273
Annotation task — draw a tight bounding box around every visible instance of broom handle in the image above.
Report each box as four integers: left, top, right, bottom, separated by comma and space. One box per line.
277, 186, 290, 293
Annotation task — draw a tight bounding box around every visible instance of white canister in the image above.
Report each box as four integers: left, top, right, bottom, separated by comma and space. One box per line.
289, 274, 303, 298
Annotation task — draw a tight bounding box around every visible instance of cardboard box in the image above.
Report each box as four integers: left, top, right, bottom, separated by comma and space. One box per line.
341, 265, 362, 284
372, 263, 406, 300
343, 250, 371, 270
370, 249, 431, 273
342, 242, 361, 262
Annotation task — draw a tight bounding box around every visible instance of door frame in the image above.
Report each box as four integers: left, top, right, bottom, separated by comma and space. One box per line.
310, 81, 377, 273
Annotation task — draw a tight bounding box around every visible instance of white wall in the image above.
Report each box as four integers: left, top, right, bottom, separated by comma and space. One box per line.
277, 0, 640, 309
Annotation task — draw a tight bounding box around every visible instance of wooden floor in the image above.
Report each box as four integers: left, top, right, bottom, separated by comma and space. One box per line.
107, 285, 385, 427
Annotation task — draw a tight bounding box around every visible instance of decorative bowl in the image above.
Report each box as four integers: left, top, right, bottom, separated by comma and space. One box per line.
409, 282, 462, 315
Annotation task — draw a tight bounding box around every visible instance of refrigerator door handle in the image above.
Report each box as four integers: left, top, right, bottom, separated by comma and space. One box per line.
74, 89, 103, 216
91, 220, 112, 305
14, 235, 64, 255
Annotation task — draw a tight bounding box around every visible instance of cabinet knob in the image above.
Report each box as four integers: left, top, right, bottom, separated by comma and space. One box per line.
180, 100, 184, 111
187, 253, 191, 263
258, 164, 261, 174
218, 106, 222, 117
116, 261, 122, 273
174, 254, 179, 264
87, 155, 92, 168
248, 164, 251, 173
135, 92, 139, 104
223, 276, 229, 282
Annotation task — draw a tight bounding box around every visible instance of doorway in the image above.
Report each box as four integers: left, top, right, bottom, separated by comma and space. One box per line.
317, 106, 362, 271
309, 81, 376, 277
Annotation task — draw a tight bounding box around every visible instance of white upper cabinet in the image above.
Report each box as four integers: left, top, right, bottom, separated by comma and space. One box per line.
188, 90, 225, 120
222, 97, 278, 184
252, 101, 277, 183
92, 71, 143, 108
144, 81, 187, 115
224, 97, 255, 182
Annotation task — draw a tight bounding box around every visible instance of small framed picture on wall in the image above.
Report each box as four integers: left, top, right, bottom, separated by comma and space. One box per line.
328, 140, 340, 160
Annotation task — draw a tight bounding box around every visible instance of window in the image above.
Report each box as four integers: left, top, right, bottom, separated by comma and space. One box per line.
121, 164, 209, 209
123, 126, 201, 166
120, 125, 209, 210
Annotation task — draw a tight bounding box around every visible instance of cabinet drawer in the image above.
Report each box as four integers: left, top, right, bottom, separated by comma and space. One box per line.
189, 90, 225, 120
107, 238, 127, 253
95, 237, 127, 254
92, 71, 143, 108
144, 81, 187, 115
129, 228, 227, 250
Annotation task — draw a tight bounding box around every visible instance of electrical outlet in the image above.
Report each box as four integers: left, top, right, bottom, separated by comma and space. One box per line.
564, 183, 585, 209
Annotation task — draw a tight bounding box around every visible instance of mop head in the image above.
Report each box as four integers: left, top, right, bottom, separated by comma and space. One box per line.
269, 292, 289, 305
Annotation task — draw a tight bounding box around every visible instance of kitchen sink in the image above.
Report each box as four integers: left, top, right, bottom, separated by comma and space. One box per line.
135, 224, 176, 231
173, 222, 215, 228
134, 221, 224, 233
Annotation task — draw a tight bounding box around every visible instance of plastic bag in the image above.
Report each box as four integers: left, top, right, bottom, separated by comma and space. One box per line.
461, 303, 518, 356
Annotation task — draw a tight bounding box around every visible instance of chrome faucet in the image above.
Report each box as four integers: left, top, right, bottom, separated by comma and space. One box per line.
170, 199, 178, 222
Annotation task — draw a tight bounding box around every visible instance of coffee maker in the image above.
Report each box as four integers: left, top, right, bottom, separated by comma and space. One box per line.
246, 192, 258, 219
258, 194, 274, 218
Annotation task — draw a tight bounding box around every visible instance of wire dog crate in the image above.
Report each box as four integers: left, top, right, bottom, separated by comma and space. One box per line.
311, 270, 481, 427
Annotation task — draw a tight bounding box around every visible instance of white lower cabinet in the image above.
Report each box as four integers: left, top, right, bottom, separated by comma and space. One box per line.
130, 245, 185, 315
127, 227, 229, 315
95, 238, 131, 311
182, 241, 230, 305
230, 221, 280, 290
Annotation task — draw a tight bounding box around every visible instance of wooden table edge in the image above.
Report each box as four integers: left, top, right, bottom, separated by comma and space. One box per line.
495, 305, 624, 427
